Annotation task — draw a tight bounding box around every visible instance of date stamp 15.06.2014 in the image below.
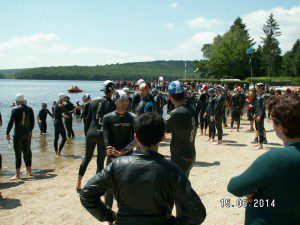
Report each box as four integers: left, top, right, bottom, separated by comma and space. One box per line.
220, 198, 275, 208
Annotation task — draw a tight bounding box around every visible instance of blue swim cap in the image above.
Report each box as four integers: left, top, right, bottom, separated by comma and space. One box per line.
168, 81, 185, 95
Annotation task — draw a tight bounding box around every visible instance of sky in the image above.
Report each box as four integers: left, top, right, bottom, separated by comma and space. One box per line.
0, 0, 299, 69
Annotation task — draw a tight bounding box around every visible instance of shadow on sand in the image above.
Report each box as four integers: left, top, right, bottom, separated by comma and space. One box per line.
0, 181, 25, 190
21, 169, 57, 181
194, 161, 220, 167
0, 198, 22, 209
222, 140, 247, 147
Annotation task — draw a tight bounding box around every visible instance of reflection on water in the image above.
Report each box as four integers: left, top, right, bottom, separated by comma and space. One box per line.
0, 79, 104, 173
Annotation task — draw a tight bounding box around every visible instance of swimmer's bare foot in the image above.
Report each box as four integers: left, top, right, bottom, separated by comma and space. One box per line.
21, 168, 27, 172
209, 139, 215, 142
206, 138, 210, 142
10, 175, 20, 180
27, 173, 34, 177
215, 141, 222, 145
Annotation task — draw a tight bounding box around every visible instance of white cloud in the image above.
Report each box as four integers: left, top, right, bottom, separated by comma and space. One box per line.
186, 17, 224, 29
160, 31, 218, 59
170, 2, 178, 9
163, 22, 175, 30
0, 33, 154, 69
242, 6, 300, 52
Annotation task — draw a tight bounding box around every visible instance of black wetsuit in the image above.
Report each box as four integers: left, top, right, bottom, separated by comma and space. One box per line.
80, 149, 206, 225
206, 95, 216, 139
102, 111, 136, 209
167, 98, 175, 113
165, 104, 198, 175
131, 92, 141, 113
213, 94, 225, 141
38, 108, 53, 134
78, 96, 116, 177
54, 103, 69, 153
230, 93, 243, 128
254, 93, 266, 144
154, 94, 166, 115
136, 93, 156, 115
127, 96, 133, 112
81, 101, 91, 136
64, 101, 75, 138
197, 92, 209, 131
6, 104, 35, 169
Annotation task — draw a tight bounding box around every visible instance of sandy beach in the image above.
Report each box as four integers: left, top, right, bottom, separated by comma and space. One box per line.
0, 119, 282, 225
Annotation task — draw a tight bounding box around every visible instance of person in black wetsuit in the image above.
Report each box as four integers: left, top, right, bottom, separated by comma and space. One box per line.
230, 87, 243, 132
54, 93, 75, 156
196, 85, 209, 135
165, 81, 198, 217
136, 83, 156, 115
131, 79, 144, 113
81, 94, 91, 136
122, 87, 132, 111
213, 85, 225, 145
6, 94, 35, 180
102, 90, 137, 211
77, 80, 116, 191
151, 88, 166, 116
37, 103, 53, 135
64, 96, 76, 139
80, 112, 206, 225
51, 101, 56, 115
204, 88, 216, 142
253, 83, 266, 150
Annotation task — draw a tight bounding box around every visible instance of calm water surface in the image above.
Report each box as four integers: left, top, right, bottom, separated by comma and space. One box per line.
0, 79, 105, 174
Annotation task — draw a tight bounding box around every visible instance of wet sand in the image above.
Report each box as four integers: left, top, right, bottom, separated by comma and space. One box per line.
0, 119, 282, 225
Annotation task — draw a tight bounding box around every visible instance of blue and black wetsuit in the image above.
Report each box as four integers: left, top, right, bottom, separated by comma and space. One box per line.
136, 93, 156, 115
38, 108, 53, 134
78, 96, 115, 177
102, 110, 136, 209
6, 104, 35, 169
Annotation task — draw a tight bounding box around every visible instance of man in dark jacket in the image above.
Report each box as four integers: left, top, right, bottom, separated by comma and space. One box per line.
6, 94, 35, 180
80, 113, 206, 225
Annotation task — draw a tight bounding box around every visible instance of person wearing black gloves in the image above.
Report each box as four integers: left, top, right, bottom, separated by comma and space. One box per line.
77, 80, 116, 191
213, 85, 225, 145
102, 90, 137, 210
80, 112, 206, 225
6, 94, 35, 180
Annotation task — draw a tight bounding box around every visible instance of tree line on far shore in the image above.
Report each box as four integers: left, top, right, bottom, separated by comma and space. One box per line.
195, 14, 300, 80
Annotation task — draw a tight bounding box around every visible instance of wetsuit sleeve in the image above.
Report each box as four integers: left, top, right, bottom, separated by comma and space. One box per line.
102, 115, 111, 148
258, 95, 266, 117
227, 152, 273, 197
174, 172, 206, 225
86, 103, 92, 130
29, 108, 35, 132
6, 109, 16, 135
144, 102, 154, 113
80, 163, 116, 223
213, 96, 222, 116
165, 111, 175, 133
47, 109, 53, 118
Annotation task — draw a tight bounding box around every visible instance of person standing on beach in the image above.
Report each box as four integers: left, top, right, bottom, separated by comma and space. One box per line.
102, 90, 137, 211
213, 85, 225, 145
131, 79, 144, 113
6, 94, 35, 180
165, 81, 198, 217
81, 94, 91, 136
230, 86, 243, 132
53, 93, 75, 156
205, 88, 216, 142
136, 83, 156, 115
64, 96, 76, 139
122, 87, 132, 111
80, 113, 206, 225
77, 80, 116, 190
196, 85, 209, 135
37, 103, 53, 135
253, 83, 266, 150
227, 95, 300, 225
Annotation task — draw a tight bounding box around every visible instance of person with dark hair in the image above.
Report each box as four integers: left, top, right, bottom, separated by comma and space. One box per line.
205, 88, 216, 142
80, 112, 206, 225
131, 79, 144, 113
6, 94, 35, 180
246, 91, 255, 131
102, 90, 136, 210
196, 85, 209, 135
285, 88, 292, 96
151, 88, 166, 115
227, 95, 300, 225
81, 94, 91, 136
64, 96, 76, 139
253, 83, 266, 149
230, 86, 243, 132
77, 80, 116, 191
275, 89, 282, 96
213, 85, 225, 145
37, 103, 53, 135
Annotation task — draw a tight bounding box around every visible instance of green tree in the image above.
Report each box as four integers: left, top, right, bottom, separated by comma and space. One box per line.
260, 13, 282, 76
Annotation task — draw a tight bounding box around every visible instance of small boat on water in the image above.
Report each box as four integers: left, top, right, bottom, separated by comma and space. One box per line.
68, 86, 83, 93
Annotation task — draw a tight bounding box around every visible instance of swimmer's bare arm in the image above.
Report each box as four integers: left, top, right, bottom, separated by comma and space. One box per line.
80, 163, 116, 223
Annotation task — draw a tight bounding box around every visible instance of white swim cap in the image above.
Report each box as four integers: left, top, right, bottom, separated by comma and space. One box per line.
15, 93, 25, 101
58, 93, 67, 100
136, 79, 145, 86
113, 90, 128, 102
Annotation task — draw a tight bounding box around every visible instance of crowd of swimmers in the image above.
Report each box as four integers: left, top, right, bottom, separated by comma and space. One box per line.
0, 78, 299, 224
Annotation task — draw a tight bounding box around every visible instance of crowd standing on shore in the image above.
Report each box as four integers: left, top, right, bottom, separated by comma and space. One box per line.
0, 77, 299, 224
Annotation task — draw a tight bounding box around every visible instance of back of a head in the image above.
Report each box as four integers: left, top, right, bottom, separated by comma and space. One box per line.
134, 113, 165, 148
268, 95, 300, 139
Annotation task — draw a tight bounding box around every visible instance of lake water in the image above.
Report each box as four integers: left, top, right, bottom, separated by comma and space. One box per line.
0, 79, 105, 175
